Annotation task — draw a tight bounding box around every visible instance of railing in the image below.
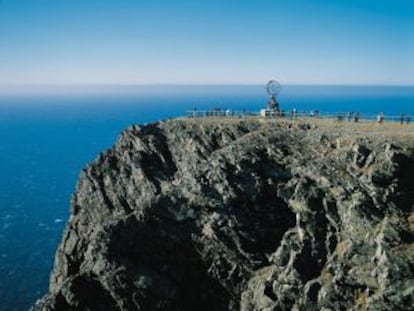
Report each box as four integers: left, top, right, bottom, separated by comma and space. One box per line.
186, 110, 412, 124
305, 112, 412, 123
186, 110, 259, 118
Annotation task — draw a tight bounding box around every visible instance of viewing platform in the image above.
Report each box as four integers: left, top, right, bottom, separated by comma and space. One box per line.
184, 109, 414, 142
186, 109, 412, 123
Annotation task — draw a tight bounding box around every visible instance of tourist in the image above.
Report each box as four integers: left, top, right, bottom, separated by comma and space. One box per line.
377, 112, 384, 124
406, 115, 411, 124
353, 112, 360, 123
348, 112, 353, 122
400, 114, 405, 125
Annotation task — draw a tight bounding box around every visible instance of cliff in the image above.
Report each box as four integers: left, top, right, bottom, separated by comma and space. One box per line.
34, 118, 414, 311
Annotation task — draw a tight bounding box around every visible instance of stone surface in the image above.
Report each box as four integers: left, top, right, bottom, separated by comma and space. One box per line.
34, 118, 414, 311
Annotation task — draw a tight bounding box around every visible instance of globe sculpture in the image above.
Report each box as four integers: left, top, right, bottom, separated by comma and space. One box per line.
266, 80, 282, 98
266, 80, 281, 112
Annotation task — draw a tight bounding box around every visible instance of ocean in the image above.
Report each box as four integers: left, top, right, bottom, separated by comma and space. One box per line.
0, 85, 413, 310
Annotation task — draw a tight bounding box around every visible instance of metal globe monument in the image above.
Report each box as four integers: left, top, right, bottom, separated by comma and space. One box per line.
261, 80, 282, 117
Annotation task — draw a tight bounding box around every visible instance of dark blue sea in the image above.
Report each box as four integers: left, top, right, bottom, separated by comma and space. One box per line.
0, 85, 413, 310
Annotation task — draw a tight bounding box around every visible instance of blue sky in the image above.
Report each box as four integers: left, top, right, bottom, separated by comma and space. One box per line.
0, 0, 413, 85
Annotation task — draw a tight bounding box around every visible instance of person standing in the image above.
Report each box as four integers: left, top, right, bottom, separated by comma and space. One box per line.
354, 112, 360, 123
377, 112, 385, 124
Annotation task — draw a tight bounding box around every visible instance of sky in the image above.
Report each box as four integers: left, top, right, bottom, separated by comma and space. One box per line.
0, 0, 413, 85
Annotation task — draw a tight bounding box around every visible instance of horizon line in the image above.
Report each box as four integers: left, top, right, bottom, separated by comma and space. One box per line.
1, 83, 414, 88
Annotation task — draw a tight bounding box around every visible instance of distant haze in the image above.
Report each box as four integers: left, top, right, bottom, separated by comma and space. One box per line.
1, 85, 413, 99
0, 0, 413, 85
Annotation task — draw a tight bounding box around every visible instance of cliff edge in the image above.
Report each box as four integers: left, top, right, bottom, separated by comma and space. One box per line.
34, 118, 414, 310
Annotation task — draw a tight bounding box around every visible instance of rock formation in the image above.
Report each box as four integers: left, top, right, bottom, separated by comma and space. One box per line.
34, 118, 414, 310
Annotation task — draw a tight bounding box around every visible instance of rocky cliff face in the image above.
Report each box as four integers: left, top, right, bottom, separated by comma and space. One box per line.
34, 119, 413, 311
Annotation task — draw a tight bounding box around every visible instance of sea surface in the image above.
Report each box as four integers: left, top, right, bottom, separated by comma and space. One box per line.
0, 85, 413, 311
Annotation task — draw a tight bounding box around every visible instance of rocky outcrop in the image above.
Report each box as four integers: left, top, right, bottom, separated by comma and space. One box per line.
34, 119, 414, 310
